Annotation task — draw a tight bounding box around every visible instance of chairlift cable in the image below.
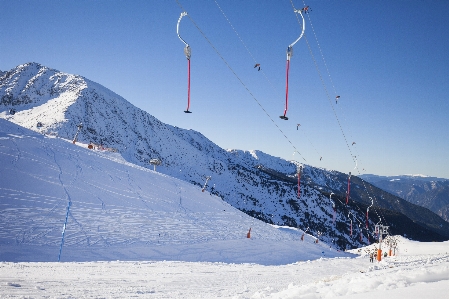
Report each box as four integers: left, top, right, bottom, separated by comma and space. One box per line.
294, 0, 386, 241
213, 0, 289, 109
290, 1, 370, 227
175, 0, 307, 162
215, 0, 323, 161
301, 0, 360, 162
294, 126, 322, 161
294, 0, 388, 231
176, 0, 382, 242
213, 1, 256, 63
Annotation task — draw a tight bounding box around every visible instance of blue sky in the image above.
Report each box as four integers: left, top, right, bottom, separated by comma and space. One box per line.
1, 0, 449, 179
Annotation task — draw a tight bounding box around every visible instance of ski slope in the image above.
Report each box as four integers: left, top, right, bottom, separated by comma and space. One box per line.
0, 119, 349, 264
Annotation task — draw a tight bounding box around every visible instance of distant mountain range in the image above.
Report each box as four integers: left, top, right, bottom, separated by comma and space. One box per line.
2, 62, 449, 251
360, 174, 449, 222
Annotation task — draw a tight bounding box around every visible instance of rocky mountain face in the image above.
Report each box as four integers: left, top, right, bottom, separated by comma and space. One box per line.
2, 62, 449, 250
360, 175, 449, 222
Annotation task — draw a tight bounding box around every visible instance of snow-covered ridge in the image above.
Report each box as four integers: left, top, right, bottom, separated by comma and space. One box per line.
405, 174, 430, 178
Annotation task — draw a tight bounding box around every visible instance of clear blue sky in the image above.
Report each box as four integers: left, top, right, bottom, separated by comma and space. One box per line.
1, 0, 449, 179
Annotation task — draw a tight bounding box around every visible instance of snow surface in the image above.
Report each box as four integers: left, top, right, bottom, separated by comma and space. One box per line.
0, 238, 448, 298
1, 119, 449, 298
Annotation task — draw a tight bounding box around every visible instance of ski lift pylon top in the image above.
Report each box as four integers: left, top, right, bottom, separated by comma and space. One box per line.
150, 158, 162, 171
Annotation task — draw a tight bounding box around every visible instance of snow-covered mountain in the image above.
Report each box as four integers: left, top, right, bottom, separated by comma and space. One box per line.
1, 62, 449, 251
360, 174, 449, 222
0, 118, 351, 263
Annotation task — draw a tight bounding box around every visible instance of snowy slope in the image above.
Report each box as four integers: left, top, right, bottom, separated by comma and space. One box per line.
0, 119, 351, 264
0, 236, 448, 298
2, 62, 448, 252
